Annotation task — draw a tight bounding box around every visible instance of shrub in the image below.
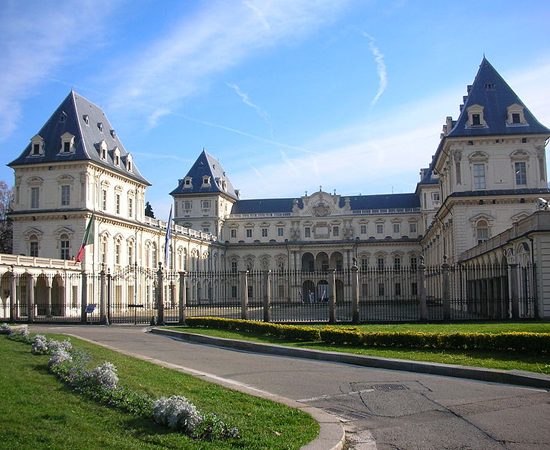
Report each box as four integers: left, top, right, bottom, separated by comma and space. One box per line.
91, 362, 119, 389
153, 395, 201, 432
49, 349, 73, 368
31, 334, 49, 354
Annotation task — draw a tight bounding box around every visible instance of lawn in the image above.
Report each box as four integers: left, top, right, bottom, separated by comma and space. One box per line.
168, 322, 550, 375
0, 333, 318, 450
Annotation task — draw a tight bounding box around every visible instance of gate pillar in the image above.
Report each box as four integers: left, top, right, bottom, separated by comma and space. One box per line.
240, 270, 249, 320
509, 263, 519, 319
419, 258, 427, 321
178, 271, 187, 325
351, 264, 359, 323
442, 257, 451, 321
329, 269, 336, 324
263, 270, 271, 323
9, 266, 16, 322
157, 263, 165, 325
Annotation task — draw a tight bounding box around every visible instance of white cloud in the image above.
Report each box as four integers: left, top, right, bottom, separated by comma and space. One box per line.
106, 0, 351, 113
361, 32, 387, 109
0, 0, 119, 143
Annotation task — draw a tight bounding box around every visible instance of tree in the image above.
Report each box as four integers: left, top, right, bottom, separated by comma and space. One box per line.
0, 181, 14, 254
145, 201, 155, 219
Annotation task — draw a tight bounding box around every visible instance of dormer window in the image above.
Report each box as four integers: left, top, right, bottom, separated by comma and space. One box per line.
97, 122, 103, 132
59, 112, 67, 123
83, 114, 89, 125
113, 147, 121, 166
184, 177, 192, 188
60, 132, 75, 154
507, 104, 526, 126
30, 135, 45, 157
467, 104, 486, 127
202, 176, 211, 187
126, 154, 133, 172
110, 129, 116, 138
99, 140, 108, 160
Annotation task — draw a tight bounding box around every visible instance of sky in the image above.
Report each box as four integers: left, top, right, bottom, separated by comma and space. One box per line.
1, 0, 550, 219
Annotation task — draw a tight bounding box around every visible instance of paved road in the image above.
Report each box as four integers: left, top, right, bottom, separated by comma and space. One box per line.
30, 325, 550, 450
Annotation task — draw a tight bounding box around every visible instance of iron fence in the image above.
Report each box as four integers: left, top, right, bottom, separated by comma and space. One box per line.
0, 263, 537, 325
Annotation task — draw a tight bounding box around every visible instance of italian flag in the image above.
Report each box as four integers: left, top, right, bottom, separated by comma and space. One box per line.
75, 213, 94, 263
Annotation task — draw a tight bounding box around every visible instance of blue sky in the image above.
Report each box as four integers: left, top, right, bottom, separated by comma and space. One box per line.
1, 0, 550, 219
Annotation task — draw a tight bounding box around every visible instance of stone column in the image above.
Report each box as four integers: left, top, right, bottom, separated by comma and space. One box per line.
27, 273, 35, 323
442, 257, 451, 321
100, 266, 108, 324
328, 269, 336, 324
178, 271, 187, 325
263, 270, 271, 323
351, 265, 359, 323
156, 263, 165, 325
240, 270, 249, 320
419, 258, 428, 321
80, 271, 88, 323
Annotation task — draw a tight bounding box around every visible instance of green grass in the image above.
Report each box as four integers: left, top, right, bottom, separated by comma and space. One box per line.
0, 334, 318, 450
167, 322, 550, 375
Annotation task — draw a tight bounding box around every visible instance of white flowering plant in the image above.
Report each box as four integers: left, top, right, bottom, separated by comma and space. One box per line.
153, 395, 201, 432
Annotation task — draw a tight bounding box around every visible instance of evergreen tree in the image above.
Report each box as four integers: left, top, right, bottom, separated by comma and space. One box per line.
145, 201, 155, 219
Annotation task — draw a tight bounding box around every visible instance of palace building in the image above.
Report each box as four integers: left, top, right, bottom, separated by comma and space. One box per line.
6, 58, 550, 318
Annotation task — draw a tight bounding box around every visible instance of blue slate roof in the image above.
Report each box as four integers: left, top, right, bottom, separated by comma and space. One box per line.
8, 91, 150, 185
170, 150, 239, 200
231, 193, 419, 214
447, 58, 550, 138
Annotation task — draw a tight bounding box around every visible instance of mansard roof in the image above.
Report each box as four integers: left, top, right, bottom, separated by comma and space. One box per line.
447, 58, 550, 138
170, 150, 239, 200
8, 91, 150, 185
231, 193, 419, 215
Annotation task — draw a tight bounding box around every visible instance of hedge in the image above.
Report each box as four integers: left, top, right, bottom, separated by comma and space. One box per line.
183, 319, 550, 354
185, 317, 320, 342
319, 327, 550, 354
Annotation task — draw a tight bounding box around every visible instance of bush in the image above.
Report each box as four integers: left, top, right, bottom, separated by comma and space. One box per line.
153, 395, 201, 432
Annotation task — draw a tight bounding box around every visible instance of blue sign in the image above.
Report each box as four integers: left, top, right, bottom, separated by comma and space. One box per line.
85, 304, 96, 313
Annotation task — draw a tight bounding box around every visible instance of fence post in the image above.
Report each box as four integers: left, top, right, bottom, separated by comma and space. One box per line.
9, 266, 16, 322
509, 263, 519, 319
241, 270, 249, 320
80, 272, 88, 323
99, 265, 108, 324
263, 270, 271, 323
27, 273, 35, 323
419, 257, 427, 321
442, 256, 451, 321
329, 269, 336, 324
351, 264, 359, 324
178, 271, 187, 325
157, 263, 165, 325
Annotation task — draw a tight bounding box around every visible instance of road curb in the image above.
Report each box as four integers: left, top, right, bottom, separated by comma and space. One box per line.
151, 328, 550, 390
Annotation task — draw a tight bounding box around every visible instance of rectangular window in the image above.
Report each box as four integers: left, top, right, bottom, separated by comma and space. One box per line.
30, 241, 39, 257
61, 185, 70, 206
376, 224, 384, 234
61, 240, 70, 260
361, 258, 368, 271
393, 224, 400, 234
409, 223, 417, 234
102, 189, 107, 210
477, 227, 489, 244
128, 245, 133, 265
277, 227, 284, 237
304, 227, 311, 238
231, 261, 238, 273
30, 187, 39, 209
230, 229, 237, 238
201, 200, 211, 209
261, 228, 268, 237
432, 193, 440, 201
410, 257, 418, 270
512, 113, 521, 124
115, 242, 120, 265
473, 164, 486, 189
472, 113, 481, 126
515, 162, 527, 185
203, 227, 209, 233
395, 283, 401, 296
184, 201, 192, 210
394, 257, 401, 271
32, 143, 40, 155
116, 194, 121, 214
333, 226, 339, 237
360, 225, 367, 234
128, 198, 133, 217
246, 229, 252, 238
377, 257, 385, 271
63, 141, 71, 153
